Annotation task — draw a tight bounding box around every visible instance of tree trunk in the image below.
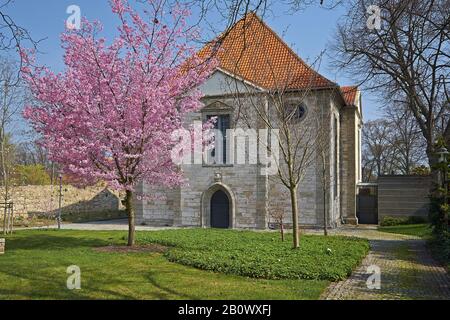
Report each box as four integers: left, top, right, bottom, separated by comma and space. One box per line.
322, 158, 328, 236
280, 218, 284, 242
125, 190, 135, 247
426, 146, 440, 185
289, 185, 300, 248
323, 186, 328, 236
1, 129, 9, 235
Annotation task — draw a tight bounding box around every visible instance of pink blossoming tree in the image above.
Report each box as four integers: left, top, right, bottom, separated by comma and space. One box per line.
22, 0, 214, 246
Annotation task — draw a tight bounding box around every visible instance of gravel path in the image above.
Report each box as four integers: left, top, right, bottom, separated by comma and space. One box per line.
16, 219, 179, 231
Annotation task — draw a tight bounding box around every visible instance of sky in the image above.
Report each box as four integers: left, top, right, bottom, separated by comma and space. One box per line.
5, 0, 383, 131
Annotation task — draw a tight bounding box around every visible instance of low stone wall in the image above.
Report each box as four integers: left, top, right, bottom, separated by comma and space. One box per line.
0, 185, 126, 222
378, 175, 432, 222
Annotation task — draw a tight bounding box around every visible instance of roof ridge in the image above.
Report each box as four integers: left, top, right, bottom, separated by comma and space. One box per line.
246, 13, 336, 88
198, 12, 338, 90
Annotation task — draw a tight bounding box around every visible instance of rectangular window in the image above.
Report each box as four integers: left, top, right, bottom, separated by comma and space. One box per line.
334, 117, 338, 198
207, 114, 230, 164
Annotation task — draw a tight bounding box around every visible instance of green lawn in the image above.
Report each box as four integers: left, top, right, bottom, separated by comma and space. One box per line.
378, 224, 432, 238
0, 229, 368, 300
138, 228, 369, 281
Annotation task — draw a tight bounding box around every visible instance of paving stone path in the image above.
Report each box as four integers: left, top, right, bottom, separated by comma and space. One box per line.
311, 226, 450, 300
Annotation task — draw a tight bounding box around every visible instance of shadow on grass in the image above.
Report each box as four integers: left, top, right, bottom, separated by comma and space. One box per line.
2, 233, 120, 251
145, 270, 198, 300
0, 277, 140, 300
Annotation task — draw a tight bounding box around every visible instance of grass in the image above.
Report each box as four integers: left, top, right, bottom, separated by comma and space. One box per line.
0, 229, 337, 300
138, 228, 369, 281
378, 224, 432, 238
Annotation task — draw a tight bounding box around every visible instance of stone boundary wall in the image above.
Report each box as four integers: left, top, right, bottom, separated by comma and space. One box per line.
0, 185, 125, 222
378, 175, 432, 221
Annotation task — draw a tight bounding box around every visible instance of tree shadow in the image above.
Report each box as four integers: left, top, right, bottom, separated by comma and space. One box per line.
144, 270, 199, 300
2, 233, 118, 251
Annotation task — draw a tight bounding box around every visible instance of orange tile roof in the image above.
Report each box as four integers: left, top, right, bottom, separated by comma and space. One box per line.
341, 86, 359, 106
199, 13, 336, 90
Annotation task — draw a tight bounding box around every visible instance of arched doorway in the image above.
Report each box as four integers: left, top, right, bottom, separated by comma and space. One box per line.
210, 190, 230, 228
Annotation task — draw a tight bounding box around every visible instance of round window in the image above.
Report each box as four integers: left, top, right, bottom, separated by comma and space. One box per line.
295, 103, 307, 120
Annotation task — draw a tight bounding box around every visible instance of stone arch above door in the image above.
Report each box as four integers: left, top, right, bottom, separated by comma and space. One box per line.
200, 182, 235, 228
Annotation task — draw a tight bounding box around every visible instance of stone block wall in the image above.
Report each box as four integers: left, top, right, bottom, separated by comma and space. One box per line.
135, 184, 180, 226
1, 185, 125, 222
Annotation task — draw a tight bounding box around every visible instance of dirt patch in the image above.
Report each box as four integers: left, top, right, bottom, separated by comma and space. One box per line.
94, 244, 168, 254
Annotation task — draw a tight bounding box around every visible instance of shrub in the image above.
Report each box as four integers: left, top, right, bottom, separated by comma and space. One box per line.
380, 216, 426, 226
138, 229, 369, 281
429, 192, 449, 235
13, 164, 51, 185
427, 139, 449, 270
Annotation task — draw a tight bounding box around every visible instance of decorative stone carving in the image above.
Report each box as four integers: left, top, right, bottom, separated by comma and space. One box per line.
214, 172, 222, 182
202, 101, 233, 112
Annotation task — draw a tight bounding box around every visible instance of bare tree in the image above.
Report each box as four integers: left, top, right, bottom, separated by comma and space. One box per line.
0, 59, 25, 234
15, 138, 62, 185
361, 149, 376, 182
269, 207, 286, 241
186, 0, 344, 48
15, 140, 49, 166
333, 0, 450, 167
362, 119, 396, 178
384, 105, 427, 174
316, 105, 331, 235
235, 89, 322, 248
0, 0, 36, 231
362, 106, 427, 181
0, 0, 40, 80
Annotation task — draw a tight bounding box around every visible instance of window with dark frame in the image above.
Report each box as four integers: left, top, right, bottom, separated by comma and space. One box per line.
207, 114, 230, 164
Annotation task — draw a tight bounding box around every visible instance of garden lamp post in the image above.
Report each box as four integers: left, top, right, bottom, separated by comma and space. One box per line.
436, 146, 449, 164
58, 173, 62, 229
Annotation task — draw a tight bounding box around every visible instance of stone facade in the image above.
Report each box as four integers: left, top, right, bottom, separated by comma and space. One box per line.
136, 71, 362, 229
339, 93, 362, 225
